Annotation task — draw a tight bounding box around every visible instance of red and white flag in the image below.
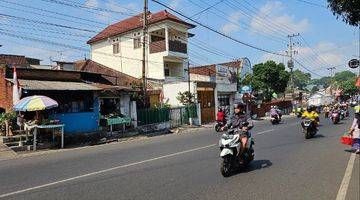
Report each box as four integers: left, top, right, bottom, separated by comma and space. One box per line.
12, 67, 21, 105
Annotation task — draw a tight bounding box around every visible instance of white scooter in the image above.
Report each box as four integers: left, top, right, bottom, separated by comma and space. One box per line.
219, 124, 255, 177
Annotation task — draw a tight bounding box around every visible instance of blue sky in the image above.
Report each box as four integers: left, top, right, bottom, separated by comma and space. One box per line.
0, 0, 359, 78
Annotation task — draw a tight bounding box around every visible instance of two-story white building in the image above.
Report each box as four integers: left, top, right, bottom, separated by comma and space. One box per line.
87, 10, 196, 83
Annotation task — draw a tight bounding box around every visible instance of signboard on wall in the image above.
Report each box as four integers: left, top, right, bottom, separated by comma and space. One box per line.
216, 65, 237, 84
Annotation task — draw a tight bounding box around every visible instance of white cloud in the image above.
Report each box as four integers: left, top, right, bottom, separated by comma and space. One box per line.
105, 0, 138, 13
221, 12, 242, 34
84, 0, 99, 8
169, 0, 183, 9
260, 41, 354, 75
250, 1, 309, 35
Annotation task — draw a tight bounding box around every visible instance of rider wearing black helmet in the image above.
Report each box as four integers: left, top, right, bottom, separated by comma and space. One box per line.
221, 102, 253, 157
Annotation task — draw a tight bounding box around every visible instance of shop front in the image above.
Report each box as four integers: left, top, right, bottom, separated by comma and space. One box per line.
214, 64, 238, 116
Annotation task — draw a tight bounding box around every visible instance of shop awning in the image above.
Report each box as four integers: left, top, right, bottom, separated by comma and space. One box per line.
7, 79, 101, 91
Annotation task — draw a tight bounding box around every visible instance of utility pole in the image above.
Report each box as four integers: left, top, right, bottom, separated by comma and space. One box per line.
187, 60, 191, 97
286, 33, 300, 92
327, 67, 336, 96
142, 0, 148, 106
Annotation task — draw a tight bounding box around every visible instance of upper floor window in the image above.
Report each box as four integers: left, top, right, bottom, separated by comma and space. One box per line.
164, 64, 170, 76
133, 37, 141, 49
113, 43, 119, 54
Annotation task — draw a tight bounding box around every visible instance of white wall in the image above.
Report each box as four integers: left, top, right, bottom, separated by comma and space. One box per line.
120, 94, 130, 116
163, 81, 196, 106
90, 21, 190, 80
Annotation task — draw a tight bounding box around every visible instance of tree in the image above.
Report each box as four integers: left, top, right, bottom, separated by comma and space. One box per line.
310, 77, 331, 88
333, 71, 356, 82
293, 69, 311, 90
311, 86, 319, 94
250, 61, 290, 101
176, 91, 195, 105
339, 76, 357, 95
327, 0, 360, 26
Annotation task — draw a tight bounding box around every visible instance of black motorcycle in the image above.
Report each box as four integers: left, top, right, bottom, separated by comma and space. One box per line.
302, 118, 317, 139
215, 120, 227, 132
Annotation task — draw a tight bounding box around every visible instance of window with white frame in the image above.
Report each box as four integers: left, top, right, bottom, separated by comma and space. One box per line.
133, 37, 141, 49
113, 43, 119, 54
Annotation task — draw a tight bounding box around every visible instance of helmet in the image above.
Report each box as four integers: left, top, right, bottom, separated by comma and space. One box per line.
234, 102, 246, 110
355, 105, 360, 114
306, 106, 312, 112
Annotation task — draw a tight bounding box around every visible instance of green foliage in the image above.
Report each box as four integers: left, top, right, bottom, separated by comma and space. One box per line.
311, 86, 319, 94
293, 69, 311, 90
333, 71, 356, 82
176, 91, 195, 105
0, 112, 16, 124
339, 76, 357, 95
327, 0, 360, 26
250, 61, 290, 101
310, 77, 331, 88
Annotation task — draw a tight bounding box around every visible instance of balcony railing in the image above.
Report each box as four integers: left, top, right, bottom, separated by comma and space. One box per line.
149, 40, 187, 54
169, 40, 187, 54
149, 40, 166, 54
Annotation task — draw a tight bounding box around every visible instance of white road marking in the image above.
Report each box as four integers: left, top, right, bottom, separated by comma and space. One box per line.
0, 144, 216, 198
335, 153, 357, 200
256, 129, 275, 135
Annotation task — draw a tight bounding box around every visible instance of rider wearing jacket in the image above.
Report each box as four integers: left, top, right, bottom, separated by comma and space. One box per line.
301, 105, 319, 131
223, 102, 253, 156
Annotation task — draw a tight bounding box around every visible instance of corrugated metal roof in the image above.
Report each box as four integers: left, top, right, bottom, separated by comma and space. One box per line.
7, 79, 101, 91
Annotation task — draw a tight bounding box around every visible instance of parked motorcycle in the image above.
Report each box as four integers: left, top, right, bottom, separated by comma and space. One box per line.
302, 118, 317, 139
219, 124, 255, 177
270, 115, 281, 125
331, 112, 340, 124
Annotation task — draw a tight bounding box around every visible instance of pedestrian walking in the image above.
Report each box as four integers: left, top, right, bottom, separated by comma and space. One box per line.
349, 107, 360, 154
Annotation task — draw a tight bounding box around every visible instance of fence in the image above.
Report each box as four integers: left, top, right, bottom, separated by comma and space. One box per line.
169, 104, 197, 128
137, 104, 197, 128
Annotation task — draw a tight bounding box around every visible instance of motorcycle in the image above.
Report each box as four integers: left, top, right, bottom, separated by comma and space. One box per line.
219, 124, 255, 177
331, 112, 340, 124
215, 119, 227, 132
339, 110, 345, 120
270, 114, 281, 125
302, 118, 317, 139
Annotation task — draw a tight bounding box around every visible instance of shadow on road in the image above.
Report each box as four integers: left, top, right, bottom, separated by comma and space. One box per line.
312, 134, 325, 139
344, 149, 356, 153
229, 160, 273, 177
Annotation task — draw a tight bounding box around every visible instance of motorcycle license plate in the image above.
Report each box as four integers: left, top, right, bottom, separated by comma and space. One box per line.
304, 120, 311, 126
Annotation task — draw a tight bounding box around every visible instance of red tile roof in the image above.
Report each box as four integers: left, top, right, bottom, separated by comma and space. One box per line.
0, 54, 29, 67
190, 61, 243, 76
74, 59, 141, 87
87, 10, 196, 44
189, 65, 216, 76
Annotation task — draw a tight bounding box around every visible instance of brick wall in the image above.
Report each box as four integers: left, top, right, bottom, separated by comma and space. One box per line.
0, 66, 13, 112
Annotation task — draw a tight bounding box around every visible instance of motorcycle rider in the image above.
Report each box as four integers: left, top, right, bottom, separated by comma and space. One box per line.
269, 106, 279, 120
221, 102, 253, 159
301, 105, 319, 132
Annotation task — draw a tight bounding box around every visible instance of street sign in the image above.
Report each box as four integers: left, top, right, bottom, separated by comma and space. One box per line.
348, 59, 359, 69
240, 85, 252, 94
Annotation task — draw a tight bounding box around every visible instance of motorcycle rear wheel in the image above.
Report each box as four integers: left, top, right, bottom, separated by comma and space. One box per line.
215, 124, 221, 132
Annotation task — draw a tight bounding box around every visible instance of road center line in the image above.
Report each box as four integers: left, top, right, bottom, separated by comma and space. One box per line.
256, 129, 275, 135
0, 144, 216, 199
335, 153, 356, 200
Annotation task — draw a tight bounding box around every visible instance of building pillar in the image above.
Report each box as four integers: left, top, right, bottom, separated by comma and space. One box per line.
165, 27, 169, 51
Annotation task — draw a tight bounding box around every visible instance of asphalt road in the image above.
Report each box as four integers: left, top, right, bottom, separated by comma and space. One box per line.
0, 114, 358, 200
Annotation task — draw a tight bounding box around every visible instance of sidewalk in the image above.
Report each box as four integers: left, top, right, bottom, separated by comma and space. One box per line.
0, 143, 16, 160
